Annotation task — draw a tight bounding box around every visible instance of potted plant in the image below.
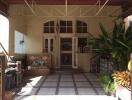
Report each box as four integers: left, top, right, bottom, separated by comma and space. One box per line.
88, 22, 132, 96
88, 22, 132, 70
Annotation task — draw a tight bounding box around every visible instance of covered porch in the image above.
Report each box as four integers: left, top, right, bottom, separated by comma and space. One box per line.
0, 0, 132, 100
14, 73, 115, 100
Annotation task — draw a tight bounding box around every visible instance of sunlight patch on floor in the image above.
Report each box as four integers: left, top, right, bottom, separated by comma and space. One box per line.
14, 73, 116, 100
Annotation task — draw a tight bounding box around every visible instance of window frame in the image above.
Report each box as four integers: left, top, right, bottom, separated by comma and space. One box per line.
59, 20, 73, 33
76, 21, 88, 33
43, 21, 55, 33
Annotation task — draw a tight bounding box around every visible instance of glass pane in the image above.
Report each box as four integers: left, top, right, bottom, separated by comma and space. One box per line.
61, 38, 72, 51
44, 27, 50, 33
60, 27, 67, 33
60, 21, 66, 26
78, 38, 88, 53
44, 22, 50, 27
50, 39, 53, 52
67, 21, 72, 26
45, 39, 48, 52
44, 21, 54, 33
50, 27, 55, 33
61, 53, 72, 65
76, 21, 88, 33
76, 27, 82, 33
67, 26, 72, 33
82, 22, 87, 27
50, 21, 54, 26
82, 26, 87, 33
78, 38, 87, 47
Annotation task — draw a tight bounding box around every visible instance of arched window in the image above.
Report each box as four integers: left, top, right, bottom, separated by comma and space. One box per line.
76, 21, 88, 33
43, 21, 55, 33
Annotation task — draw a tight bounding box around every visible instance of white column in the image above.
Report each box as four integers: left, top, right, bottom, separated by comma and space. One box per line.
57, 37, 60, 68
72, 37, 78, 69
72, 37, 74, 68
75, 37, 78, 68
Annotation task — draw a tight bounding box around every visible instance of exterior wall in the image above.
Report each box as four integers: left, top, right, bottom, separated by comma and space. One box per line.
8, 5, 122, 71
78, 53, 92, 72
8, 5, 27, 55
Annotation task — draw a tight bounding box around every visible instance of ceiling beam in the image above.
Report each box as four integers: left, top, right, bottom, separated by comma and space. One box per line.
7, 0, 124, 5
0, 0, 8, 16
0, 0, 8, 5
95, 0, 110, 16
121, 0, 132, 18
23, 0, 36, 16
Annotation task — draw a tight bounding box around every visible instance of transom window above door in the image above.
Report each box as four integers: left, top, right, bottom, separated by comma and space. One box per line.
59, 21, 73, 33
43, 20, 88, 33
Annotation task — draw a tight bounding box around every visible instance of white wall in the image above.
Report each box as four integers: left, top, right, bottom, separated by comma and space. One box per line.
8, 5, 122, 54
78, 53, 91, 72
0, 14, 9, 53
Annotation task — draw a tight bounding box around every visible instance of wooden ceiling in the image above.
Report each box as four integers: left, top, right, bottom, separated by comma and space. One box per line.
7, 0, 127, 5
0, 0, 131, 17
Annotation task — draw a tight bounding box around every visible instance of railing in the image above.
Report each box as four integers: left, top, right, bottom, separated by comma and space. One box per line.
90, 54, 100, 73
0, 42, 8, 58
90, 53, 113, 73
78, 47, 90, 53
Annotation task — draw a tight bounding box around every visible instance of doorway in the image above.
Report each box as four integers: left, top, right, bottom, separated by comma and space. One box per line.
60, 38, 72, 68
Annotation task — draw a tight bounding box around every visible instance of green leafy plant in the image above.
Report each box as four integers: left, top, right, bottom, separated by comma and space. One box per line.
99, 72, 115, 95
89, 22, 132, 70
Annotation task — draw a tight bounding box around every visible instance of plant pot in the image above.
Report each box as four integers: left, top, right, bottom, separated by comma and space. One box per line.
115, 83, 131, 100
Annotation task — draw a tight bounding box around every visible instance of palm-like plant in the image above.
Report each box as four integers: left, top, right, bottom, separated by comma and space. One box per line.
90, 22, 132, 70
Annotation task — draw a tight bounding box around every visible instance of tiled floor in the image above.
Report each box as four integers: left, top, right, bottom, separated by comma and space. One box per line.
14, 73, 116, 100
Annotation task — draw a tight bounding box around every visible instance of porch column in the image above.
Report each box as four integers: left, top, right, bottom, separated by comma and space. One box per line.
54, 20, 60, 68
72, 37, 78, 69
75, 37, 78, 68
55, 36, 60, 68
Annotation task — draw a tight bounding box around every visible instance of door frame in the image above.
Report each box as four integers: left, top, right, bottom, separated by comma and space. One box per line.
59, 37, 73, 68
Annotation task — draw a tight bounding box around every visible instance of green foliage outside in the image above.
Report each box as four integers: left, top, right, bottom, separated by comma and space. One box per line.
99, 72, 115, 94
89, 22, 132, 94
89, 22, 132, 70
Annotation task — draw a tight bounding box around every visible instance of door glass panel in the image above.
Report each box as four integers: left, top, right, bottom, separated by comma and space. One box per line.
61, 53, 72, 65
61, 38, 72, 51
